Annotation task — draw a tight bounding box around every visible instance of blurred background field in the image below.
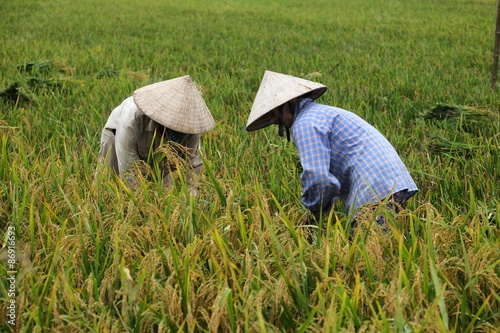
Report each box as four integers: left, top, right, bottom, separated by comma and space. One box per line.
0, 0, 499, 331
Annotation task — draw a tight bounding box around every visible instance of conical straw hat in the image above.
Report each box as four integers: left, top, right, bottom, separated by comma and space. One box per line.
246, 70, 327, 131
133, 75, 215, 134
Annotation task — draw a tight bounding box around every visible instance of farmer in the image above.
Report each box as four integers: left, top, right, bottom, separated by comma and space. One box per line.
246, 70, 418, 228
98, 75, 215, 195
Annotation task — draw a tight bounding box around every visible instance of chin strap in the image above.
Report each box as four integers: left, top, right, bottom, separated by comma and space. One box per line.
278, 105, 291, 142
278, 107, 284, 137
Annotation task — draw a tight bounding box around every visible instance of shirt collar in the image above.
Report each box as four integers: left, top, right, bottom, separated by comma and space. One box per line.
145, 117, 157, 131
294, 97, 313, 120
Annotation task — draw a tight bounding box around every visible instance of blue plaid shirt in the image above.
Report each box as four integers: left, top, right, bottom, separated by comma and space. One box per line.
292, 98, 418, 215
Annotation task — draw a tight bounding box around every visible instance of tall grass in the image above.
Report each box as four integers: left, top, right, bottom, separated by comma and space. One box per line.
1, 0, 499, 331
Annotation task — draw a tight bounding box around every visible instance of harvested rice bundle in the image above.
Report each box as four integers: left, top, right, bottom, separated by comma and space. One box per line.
27, 77, 84, 91
0, 82, 34, 104
421, 103, 496, 124
18, 59, 75, 76
426, 135, 479, 157
17, 60, 53, 74
421, 103, 498, 134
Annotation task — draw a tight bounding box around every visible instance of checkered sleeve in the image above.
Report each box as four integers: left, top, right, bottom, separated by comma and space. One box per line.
293, 122, 341, 214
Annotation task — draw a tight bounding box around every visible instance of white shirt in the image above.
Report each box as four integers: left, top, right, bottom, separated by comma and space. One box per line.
103, 96, 203, 188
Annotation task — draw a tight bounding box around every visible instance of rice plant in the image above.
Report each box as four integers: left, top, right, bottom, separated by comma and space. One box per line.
0, 0, 499, 332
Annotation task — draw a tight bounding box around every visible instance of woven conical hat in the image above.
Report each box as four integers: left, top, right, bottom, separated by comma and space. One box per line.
133, 75, 215, 134
246, 70, 327, 131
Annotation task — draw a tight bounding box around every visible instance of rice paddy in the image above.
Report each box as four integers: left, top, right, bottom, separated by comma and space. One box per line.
1, 0, 499, 332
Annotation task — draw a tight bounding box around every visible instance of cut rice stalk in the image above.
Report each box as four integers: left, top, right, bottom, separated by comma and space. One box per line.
421, 103, 496, 123
427, 135, 479, 157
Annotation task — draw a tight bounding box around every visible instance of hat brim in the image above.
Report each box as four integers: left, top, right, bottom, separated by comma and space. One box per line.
245, 87, 327, 132
133, 76, 215, 134
245, 112, 276, 132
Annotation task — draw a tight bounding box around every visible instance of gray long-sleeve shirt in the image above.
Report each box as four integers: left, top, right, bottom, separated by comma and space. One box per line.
100, 96, 203, 189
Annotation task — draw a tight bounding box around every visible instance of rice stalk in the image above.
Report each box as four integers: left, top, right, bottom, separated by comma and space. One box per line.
0, 82, 35, 104
421, 103, 496, 123
202, 157, 227, 207
17, 60, 53, 74
27, 77, 85, 91
426, 135, 479, 156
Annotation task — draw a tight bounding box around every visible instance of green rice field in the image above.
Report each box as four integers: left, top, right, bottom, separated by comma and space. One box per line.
1, 0, 499, 331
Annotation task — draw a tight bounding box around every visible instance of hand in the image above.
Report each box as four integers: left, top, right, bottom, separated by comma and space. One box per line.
311, 204, 333, 223
299, 215, 318, 244
301, 214, 317, 226
188, 186, 198, 197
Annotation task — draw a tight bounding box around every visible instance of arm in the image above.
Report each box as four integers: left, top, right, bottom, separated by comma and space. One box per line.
115, 124, 142, 189
170, 133, 203, 195
294, 123, 341, 218
183, 133, 203, 169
